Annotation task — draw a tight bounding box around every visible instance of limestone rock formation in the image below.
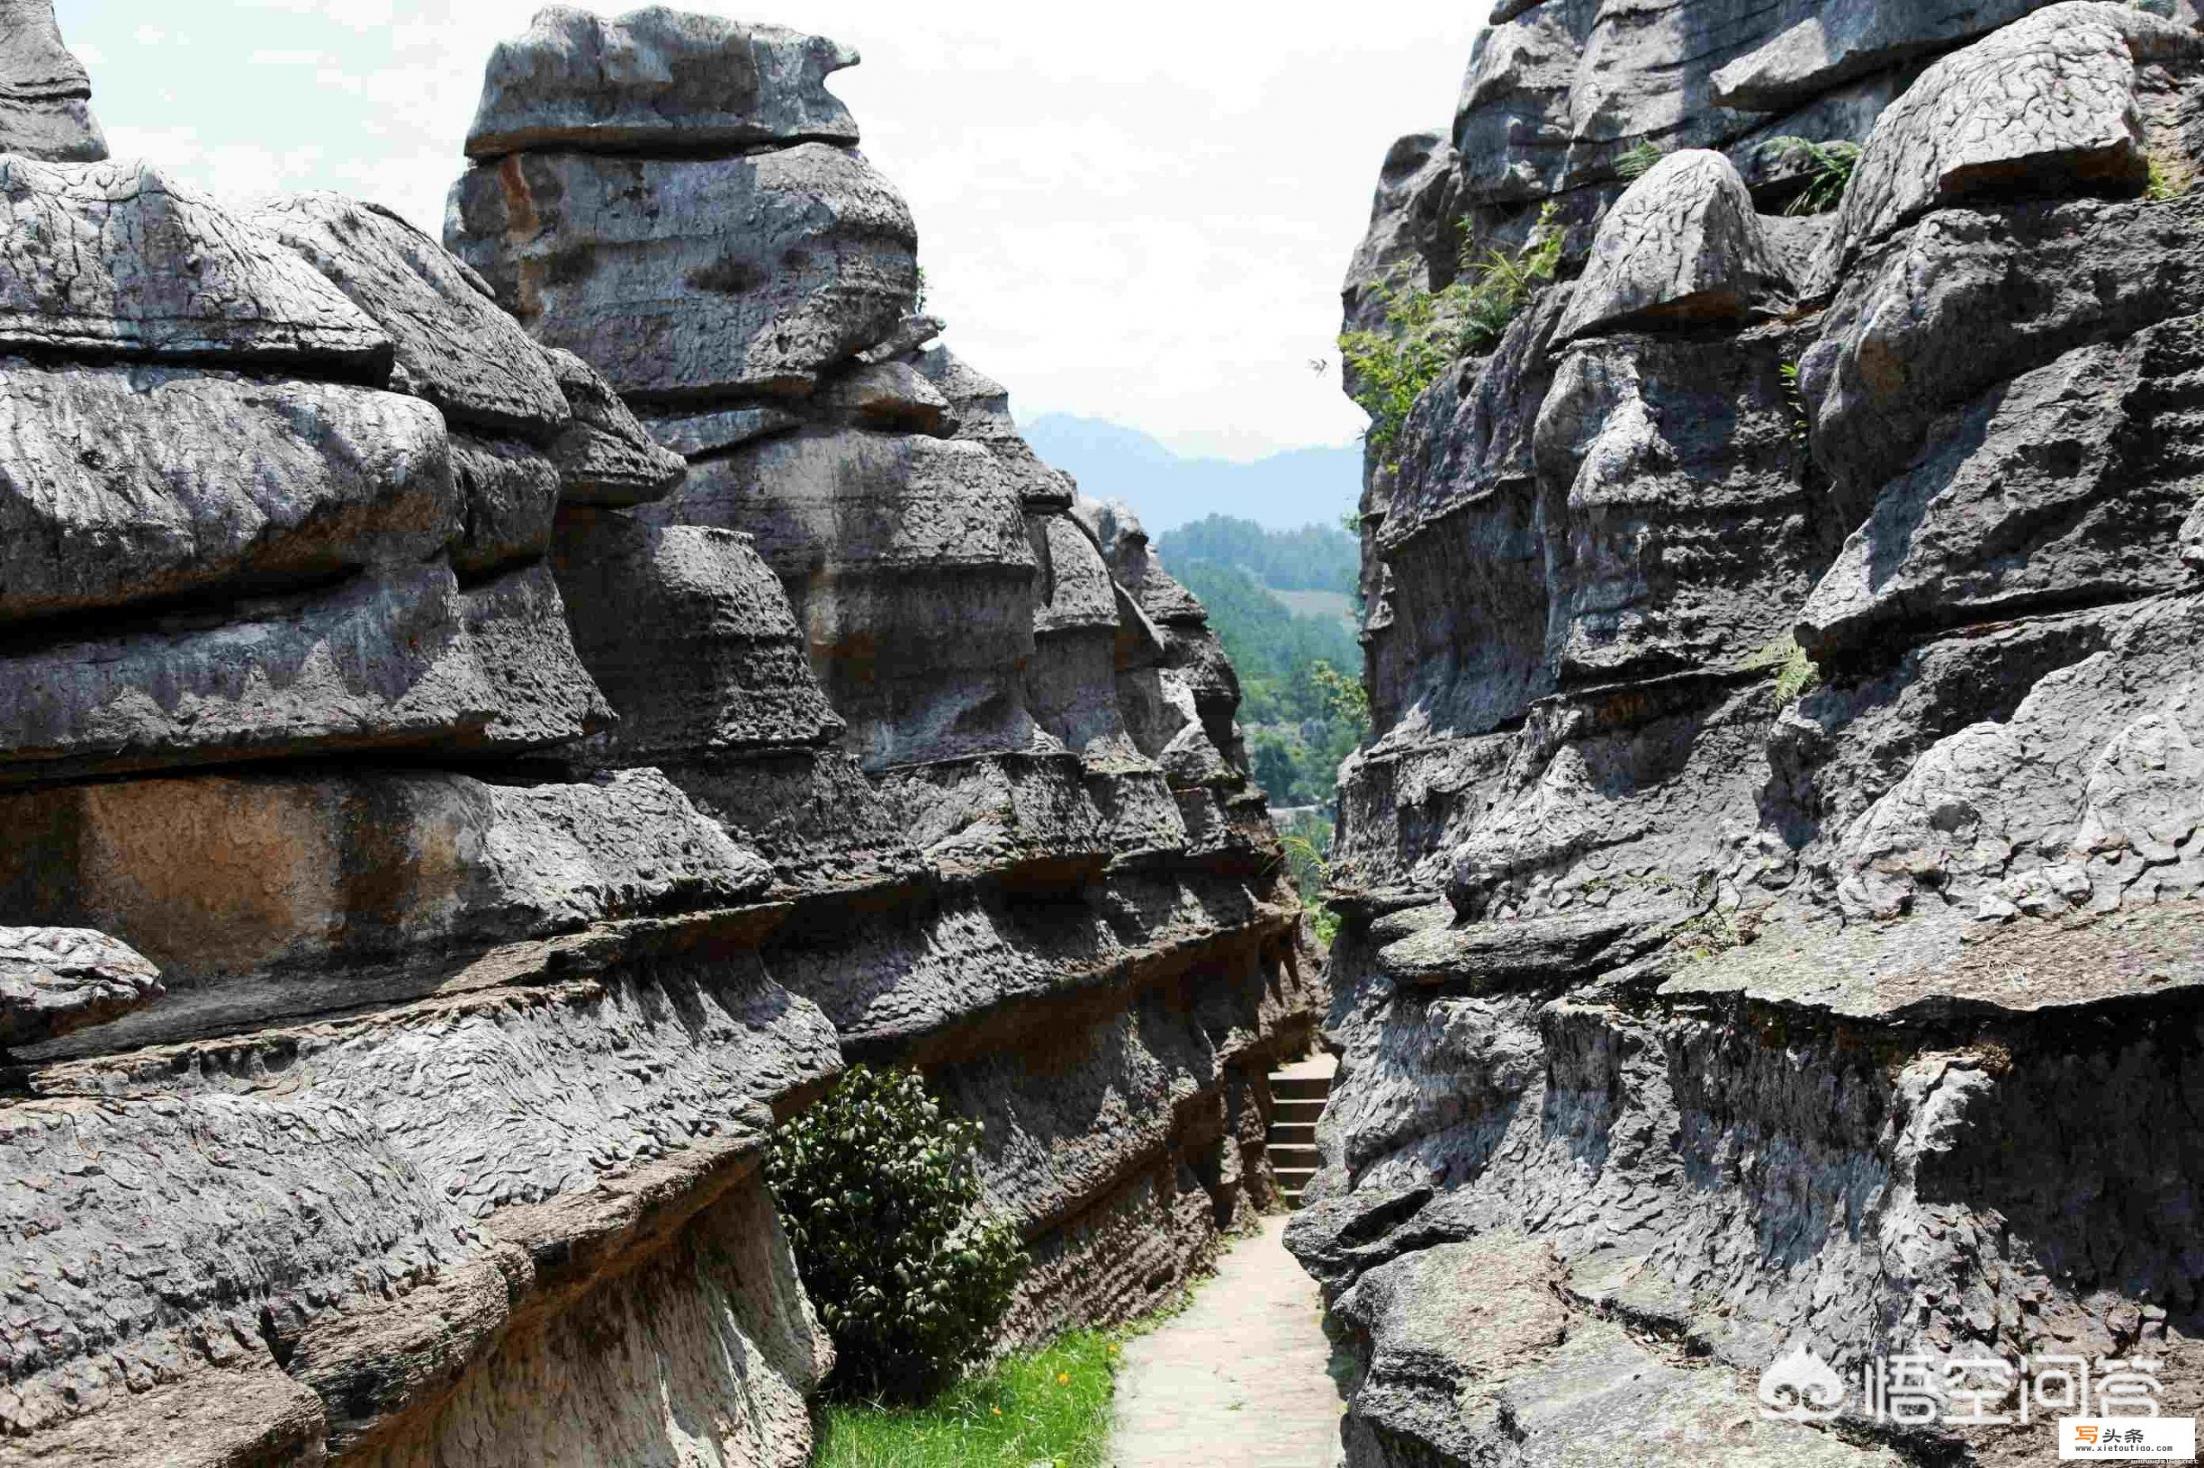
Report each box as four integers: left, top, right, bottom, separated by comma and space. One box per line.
1311, 0, 2204, 1462
0, 0, 105, 161
0, 4, 1316, 1464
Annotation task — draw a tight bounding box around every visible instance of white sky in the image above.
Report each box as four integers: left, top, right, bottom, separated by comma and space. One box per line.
52, 1, 1478, 459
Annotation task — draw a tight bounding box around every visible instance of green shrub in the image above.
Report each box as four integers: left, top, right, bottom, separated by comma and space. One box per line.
1747, 633, 1822, 707
1759, 135, 1861, 215
1339, 206, 1563, 456
767, 1065, 1027, 1403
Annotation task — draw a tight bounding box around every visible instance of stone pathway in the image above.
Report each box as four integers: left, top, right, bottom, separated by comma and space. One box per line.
1109, 1214, 1345, 1467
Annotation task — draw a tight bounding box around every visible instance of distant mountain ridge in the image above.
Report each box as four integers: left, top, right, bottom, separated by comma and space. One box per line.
1022, 413, 1361, 533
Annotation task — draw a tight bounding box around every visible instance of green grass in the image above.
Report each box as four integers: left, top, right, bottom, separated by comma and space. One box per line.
813, 1331, 1123, 1468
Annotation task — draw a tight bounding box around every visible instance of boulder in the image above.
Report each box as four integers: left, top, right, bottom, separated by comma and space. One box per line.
1837, 2, 2197, 254
248, 192, 571, 437
1343, 131, 1459, 347
540, 346, 687, 503
446, 144, 917, 401
1553, 150, 1792, 342
0, 360, 456, 623
0, 0, 105, 161
0, 928, 161, 1048
0, 158, 390, 372
464, 6, 860, 159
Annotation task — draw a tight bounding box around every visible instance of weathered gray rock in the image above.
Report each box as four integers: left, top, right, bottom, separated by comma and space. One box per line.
446, 145, 918, 401
541, 346, 688, 503
449, 434, 562, 574
642, 403, 803, 461
0, 360, 456, 622
1342, 132, 1458, 348
811, 358, 953, 435
1837, 2, 2197, 254
1553, 150, 1792, 342
1712, 0, 2056, 112
249, 192, 570, 436
0, 158, 390, 371
0, 561, 608, 778
1798, 321, 2203, 657
0, 0, 105, 161
0, 928, 161, 1049
551, 510, 843, 762
1803, 191, 2204, 503
657, 427, 1043, 768
464, 5, 860, 159
917, 346, 1075, 505
1316, 2, 2204, 1464
1533, 330, 1820, 683
0, 766, 769, 997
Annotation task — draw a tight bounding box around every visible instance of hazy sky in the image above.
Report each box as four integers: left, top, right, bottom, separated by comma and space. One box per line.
52, 2, 1477, 459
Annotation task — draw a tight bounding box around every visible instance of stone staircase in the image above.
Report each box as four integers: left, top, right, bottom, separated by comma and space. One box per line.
1265, 1053, 1336, 1209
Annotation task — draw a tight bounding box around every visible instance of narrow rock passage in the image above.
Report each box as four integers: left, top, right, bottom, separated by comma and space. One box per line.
1109, 1214, 1345, 1467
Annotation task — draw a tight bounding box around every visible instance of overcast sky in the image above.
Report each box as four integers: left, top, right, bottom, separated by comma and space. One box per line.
52, 1, 1477, 460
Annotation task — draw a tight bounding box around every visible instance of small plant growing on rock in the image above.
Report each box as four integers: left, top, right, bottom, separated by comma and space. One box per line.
1339, 206, 1563, 456
1759, 135, 1861, 215
1747, 633, 1823, 707
1614, 139, 1663, 181
2146, 151, 2196, 201
767, 1064, 1027, 1403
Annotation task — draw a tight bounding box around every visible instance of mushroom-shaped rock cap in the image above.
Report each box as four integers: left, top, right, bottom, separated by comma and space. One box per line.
465, 5, 861, 158
0, 0, 106, 161
1839, 2, 2202, 256
0, 927, 162, 1049
1554, 150, 1792, 344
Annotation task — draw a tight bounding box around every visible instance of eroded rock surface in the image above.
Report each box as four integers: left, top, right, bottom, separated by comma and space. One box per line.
0, 5, 1318, 1465
1313, 0, 2204, 1462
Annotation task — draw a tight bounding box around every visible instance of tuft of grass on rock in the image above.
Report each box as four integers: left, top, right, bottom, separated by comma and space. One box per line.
1759, 135, 1861, 215
1614, 139, 1663, 181
812, 1331, 1122, 1468
1746, 633, 1822, 707
2146, 151, 2196, 201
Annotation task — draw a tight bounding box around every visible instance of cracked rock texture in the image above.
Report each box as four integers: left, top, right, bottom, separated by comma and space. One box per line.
0, 4, 1316, 1465
1313, 0, 2204, 1463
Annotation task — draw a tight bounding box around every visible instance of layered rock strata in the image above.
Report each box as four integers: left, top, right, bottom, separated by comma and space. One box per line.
1306, 2, 2204, 1463
0, 4, 1314, 1464
448, 2, 1316, 1351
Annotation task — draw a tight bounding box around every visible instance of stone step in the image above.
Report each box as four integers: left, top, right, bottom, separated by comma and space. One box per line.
1268, 1144, 1319, 1170
1272, 1074, 1332, 1102
1265, 1121, 1316, 1147
1270, 1098, 1325, 1126
1275, 1166, 1317, 1207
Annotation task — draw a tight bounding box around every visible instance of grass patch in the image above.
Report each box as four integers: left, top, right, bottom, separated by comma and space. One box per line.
813, 1331, 1122, 1468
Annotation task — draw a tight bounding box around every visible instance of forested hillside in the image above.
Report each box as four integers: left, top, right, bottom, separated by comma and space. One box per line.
1156, 517, 1366, 812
